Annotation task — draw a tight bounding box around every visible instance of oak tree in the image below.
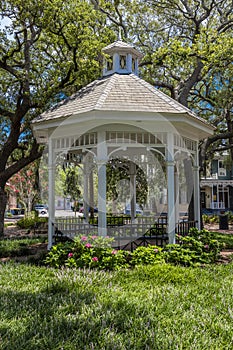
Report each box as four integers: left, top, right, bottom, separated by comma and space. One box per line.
0, 0, 114, 235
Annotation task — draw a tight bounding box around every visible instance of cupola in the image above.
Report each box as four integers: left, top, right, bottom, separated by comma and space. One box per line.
102, 40, 143, 77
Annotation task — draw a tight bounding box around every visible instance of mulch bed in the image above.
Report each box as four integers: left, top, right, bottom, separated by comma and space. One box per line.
1, 225, 48, 263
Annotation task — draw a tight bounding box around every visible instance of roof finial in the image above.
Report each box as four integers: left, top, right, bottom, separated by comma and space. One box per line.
118, 28, 122, 41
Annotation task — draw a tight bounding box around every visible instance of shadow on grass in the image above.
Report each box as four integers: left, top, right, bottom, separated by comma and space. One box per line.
0, 285, 99, 349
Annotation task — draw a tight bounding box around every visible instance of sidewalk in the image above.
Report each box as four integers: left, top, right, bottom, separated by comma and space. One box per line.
204, 223, 233, 234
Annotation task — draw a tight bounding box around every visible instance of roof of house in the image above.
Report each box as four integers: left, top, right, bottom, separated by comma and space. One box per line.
32, 73, 211, 128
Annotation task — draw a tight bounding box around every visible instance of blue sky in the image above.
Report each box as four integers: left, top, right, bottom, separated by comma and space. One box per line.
0, 16, 12, 30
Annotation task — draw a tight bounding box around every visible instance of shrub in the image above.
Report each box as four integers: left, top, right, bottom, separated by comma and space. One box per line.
130, 246, 164, 266
44, 229, 224, 270
202, 214, 220, 224
45, 234, 129, 270
99, 249, 129, 270
73, 234, 114, 249
212, 231, 233, 249
227, 211, 233, 224
202, 214, 210, 224
17, 216, 48, 229
209, 215, 219, 223
164, 228, 223, 266
44, 241, 73, 268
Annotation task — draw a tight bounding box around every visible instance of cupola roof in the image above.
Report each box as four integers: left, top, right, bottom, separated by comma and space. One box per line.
102, 40, 143, 58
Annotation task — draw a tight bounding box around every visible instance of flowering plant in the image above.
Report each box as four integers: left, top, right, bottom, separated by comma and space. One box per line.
45, 229, 224, 269
45, 234, 129, 269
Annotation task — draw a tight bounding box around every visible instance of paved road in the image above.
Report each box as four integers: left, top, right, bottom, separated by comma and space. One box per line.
5, 209, 82, 222
55, 209, 83, 217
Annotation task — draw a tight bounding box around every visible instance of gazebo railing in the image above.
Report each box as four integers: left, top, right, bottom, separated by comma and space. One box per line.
54, 216, 155, 239
54, 217, 97, 236
53, 215, 197, 249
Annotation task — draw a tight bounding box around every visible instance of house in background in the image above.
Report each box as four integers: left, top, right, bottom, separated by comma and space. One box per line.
55, 196, 72, 210
200, 152, 233, 214
5, 182, 18, 210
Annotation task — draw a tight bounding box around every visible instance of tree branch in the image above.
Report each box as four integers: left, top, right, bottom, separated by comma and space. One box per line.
0, 107, 15, 119
178, 60, 204, 106
0, 141, 43, 184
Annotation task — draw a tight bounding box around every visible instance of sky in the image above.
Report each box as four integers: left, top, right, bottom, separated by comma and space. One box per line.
0, 16, 12, 30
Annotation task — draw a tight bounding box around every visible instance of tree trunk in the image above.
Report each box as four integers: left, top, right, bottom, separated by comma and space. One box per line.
0, 186, 7, 237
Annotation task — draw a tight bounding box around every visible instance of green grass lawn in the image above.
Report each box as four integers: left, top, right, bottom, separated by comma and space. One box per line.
0, 262, 233, 349
0, 237, 47, 258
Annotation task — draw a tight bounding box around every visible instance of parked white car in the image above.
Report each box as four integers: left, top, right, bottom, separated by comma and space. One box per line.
34, 204, 48, 216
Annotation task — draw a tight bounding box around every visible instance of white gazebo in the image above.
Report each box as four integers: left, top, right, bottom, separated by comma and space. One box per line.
32, 40, 214, 249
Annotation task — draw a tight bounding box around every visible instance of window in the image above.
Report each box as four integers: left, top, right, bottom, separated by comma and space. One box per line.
132, 57, 136, 72
218, 160, 226, 176
107, 56, 113, 71
120, 55, 127, 69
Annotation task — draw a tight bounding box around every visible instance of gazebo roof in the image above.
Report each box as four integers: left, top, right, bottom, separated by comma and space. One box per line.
32, 72, 212, 129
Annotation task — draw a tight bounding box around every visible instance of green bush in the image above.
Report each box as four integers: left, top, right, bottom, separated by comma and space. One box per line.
202, 214, 210, 224
45, 229, 224, 270
45, 234, 129, 270
212, 231, 233, 249
209, 215, 219, 223
227, 211, 233, 223
130, 245, 164, 266
17, 216, 48, 229
44, 241, 73, 268
164, 228, 223, 266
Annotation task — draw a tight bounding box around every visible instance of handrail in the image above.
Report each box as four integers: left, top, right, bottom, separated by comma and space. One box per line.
51, 216, 197, 248
176, 219, 197, 236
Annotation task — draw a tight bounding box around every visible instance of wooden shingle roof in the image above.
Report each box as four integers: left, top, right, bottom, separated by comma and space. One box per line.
32, 73, 209, 126
102, 40, 143, 58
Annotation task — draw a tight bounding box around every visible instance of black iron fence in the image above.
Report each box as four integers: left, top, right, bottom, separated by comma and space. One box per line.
175, 219, 197, 236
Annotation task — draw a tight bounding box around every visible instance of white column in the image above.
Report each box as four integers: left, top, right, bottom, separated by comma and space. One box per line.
129, 162, 136, 220
211, 185, 214, 209
166, 133, 176, 244
97, 131, 107, 236
174, 170, 179, 225
135, 58, 139, 76
193, 154, 201, 229
89, 163, 94, 217
83, 159, 89, 220
48, 138, 55, 250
